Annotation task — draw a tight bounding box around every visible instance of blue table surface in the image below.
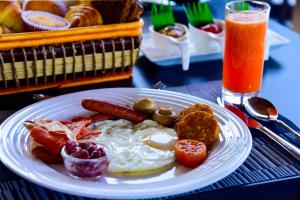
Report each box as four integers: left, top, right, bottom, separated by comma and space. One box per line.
133, 2, 300, 127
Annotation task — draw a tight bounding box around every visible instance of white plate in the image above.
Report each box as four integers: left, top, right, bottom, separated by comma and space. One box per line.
0, 88, 252, 199
141, 29, 290, 66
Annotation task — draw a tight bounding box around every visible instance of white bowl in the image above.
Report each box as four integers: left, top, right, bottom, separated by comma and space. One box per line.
189, 19, 225, 53
149, 23, 190, 71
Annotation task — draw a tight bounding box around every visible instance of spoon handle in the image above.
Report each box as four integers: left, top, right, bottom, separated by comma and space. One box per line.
257, 126, 300, 161
276, 119, 300, 141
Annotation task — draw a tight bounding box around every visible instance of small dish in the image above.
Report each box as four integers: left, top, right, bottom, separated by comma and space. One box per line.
189, 19, 225, 53
61, 143, 111, 179
149, 23, 190, 71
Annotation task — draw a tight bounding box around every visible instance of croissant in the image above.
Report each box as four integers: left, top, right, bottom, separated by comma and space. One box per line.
0, 0, 24, 32
65, 4, 103, 27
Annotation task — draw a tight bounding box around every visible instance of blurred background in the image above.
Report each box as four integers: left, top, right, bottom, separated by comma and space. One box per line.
170, 0, 300, 33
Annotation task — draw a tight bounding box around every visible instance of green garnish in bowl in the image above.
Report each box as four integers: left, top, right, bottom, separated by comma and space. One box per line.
150, 1, 175, 31
184, 2, 213, 28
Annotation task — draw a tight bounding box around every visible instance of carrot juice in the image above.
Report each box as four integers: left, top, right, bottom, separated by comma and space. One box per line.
223, 12, 268, 94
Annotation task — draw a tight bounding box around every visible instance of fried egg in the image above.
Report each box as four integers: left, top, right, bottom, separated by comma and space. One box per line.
87, 119, 177, 174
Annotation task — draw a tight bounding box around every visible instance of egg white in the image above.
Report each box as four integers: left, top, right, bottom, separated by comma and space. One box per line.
86, 119, 177, 174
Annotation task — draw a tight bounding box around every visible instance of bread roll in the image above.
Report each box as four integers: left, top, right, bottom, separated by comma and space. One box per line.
0, 0, 24, 32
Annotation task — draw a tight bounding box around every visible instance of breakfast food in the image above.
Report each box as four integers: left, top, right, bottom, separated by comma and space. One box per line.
0, 0, 142, 34
64, 0, 81, 9
0, 25, 14, 34
0, 0, 24, 32
200, 23, 223, 34
24, 119, 100, 163
65, 4, 103, 27
174, 139, 207, 168
91, 0, 143, 24
158, 25, 185, 38
178, 104, 214, 121
22, 10, 71, 31
22, 0, 68, 17
30, 125, 68, 156
25, 97, 220, 179
90, 119, 177, 174
32, 146, 64, 164
65, 141, 105, 159
71, 113, 118, 123
61, 141, 109, 178
152, 106, 177, 127
176, 104, 219, 147
82, 99, 147, 123
176, 111, 219, 147
133, 97, 157, 114
0, 0, 144, 95
185, 2, 222, 35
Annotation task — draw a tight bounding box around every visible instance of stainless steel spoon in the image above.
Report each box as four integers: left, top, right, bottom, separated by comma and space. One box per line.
245, 96, 300, 141
217, 97, 300, 160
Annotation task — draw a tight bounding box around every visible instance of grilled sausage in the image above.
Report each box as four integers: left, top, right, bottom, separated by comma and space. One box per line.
81, 99, 147, 123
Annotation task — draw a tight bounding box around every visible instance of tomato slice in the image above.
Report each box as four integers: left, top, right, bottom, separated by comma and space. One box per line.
174, 139, 207, 168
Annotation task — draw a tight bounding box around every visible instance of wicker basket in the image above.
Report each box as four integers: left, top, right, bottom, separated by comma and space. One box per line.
0, 20, 143, 95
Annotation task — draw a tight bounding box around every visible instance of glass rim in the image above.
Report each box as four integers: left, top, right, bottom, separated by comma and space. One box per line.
225, 0, 271, 13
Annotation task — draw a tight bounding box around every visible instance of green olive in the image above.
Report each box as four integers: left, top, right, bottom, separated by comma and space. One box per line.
152, 106, 177, 127
133, 97, 157, 113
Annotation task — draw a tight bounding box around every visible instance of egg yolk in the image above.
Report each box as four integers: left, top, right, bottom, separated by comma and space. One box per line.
144, 132, 177, 150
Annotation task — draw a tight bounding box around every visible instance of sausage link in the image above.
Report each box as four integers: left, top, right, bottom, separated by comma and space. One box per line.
81, 99, 147, 123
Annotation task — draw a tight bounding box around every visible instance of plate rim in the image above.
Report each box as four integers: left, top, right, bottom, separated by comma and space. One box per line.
0, 88, 252, 199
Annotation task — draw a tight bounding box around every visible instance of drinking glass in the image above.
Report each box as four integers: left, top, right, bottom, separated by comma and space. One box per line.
222, 1, 270, 105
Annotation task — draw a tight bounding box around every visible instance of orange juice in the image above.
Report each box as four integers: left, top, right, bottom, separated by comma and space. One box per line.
223, 12, 268, 94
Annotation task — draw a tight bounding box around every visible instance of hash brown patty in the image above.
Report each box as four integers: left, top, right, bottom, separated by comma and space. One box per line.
178, 104, 214, 122
176, 110, 219, 147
